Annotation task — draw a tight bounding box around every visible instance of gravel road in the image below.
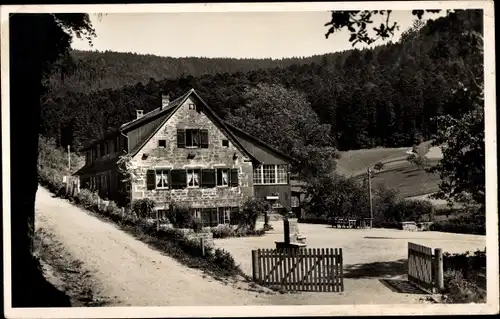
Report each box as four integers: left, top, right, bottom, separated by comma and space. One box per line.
35, 186, 263, 306
35, 186, 436, 306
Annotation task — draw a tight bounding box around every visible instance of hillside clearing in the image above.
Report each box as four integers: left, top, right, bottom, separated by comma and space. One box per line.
368, 161, 442, 199
336, 142, 443, 199
336, 147, 409, 176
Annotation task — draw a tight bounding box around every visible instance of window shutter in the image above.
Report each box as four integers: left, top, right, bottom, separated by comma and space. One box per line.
177, 129, 186, 148
230, 207, 240, 225
210, 208, 218, 227
200, 129, 209, 148
171, 169, 187, 189
201, 169, 216, 188
230, 168, 239, 187
146, 170, 156, 190
201, 208, 211, 227
287, 165, 290, 184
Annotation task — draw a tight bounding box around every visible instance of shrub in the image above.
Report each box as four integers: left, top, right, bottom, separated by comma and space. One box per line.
235, 198, 270, 231
168, 202, 193, 228
74, 189, 96, 210
245, 228, 266, 237
208, 248, 238, 273
431, 215, 485, 235
211, 224, 235, 238
303, 173, 369, 221
106, 200, 122, 217
191, 217, 203, 233
137, 218, 157, 235
443, 249, 486, 281
443, 270, 486, 303
372, 183, 400, 224
389, 199, 435, 223
132, 198, 156, 218
373, 161, 385, 171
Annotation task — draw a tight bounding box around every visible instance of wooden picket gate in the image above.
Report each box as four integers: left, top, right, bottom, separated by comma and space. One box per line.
251, 248, 344, 292
407, 242, 443, 293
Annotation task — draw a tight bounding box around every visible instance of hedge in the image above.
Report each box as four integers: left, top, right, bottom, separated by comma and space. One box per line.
430, 215, 485, 235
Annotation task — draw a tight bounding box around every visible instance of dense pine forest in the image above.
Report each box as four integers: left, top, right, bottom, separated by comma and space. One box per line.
41, 10, 483, 154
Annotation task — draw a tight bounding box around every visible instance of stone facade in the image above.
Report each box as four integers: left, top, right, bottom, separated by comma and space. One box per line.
129, 96, 254, 211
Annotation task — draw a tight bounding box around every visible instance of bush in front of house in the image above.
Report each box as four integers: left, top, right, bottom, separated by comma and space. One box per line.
156, 227, 239, 275
191, 217, 203, 233
167, 201, 193, 228
74, 189, 96, 210
234, 197, 271, 231
132, 198, 156, 219
211, 224, 236, 238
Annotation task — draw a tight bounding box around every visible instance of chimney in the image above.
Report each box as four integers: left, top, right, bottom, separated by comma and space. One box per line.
136, 109, 144, 119
161, 94, 170, 109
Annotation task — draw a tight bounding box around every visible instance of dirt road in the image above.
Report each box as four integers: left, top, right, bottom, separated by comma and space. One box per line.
35, 187, 263, 306
35, 186, 433, 306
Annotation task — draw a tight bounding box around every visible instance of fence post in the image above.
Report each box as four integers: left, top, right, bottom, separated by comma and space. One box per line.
434, 248, 444, 292
200, 237, 205, 257
251, 250, 258, 281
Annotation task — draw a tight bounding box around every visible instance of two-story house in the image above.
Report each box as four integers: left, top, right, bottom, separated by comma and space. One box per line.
74, 88, 296, 227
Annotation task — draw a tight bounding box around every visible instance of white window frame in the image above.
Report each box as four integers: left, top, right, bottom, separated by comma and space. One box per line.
156, 169, 170, 189
216, 168, 229, 187
218, 207, 231, 224
192, 208, 202, 219
185, 129, 200, 148
187, 169, 200, 188
253, 164, 288, 185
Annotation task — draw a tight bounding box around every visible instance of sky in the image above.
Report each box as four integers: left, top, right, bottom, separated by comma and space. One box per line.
71, 11, 441, 59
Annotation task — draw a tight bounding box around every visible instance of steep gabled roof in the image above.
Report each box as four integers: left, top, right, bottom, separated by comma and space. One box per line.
127, 89, 259, 164
77, 88, 297, 170
223, 121, 298, 165
120, 89, 191, 132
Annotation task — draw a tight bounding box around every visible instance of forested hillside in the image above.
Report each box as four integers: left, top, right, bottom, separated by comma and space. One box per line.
47, 49, 329, 94
42, 10, 483, 154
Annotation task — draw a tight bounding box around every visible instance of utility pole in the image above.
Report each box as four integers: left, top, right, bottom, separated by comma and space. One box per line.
67, 145, 71, 171
367, 167, 373, 228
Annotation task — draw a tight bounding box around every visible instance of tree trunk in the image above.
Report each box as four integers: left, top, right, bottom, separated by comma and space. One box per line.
10, 14, 71, 308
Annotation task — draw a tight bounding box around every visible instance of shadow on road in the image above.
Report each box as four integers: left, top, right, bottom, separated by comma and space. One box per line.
343, 259, 408, 279
379, 279, 428, 295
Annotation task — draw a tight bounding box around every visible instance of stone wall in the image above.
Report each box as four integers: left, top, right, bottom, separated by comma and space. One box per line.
129, 96, 254, 210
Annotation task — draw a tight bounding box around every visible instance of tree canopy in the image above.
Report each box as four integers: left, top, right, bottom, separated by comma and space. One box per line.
41, 10, 483, 157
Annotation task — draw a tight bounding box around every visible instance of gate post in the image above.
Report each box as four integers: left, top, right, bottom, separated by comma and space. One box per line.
251, 250, 258, 281
434, 248, 444, 292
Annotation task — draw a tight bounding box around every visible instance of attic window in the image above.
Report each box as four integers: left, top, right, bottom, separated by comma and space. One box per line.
158, 139, 167, 148
188, 103, 196, 110
222, 139, 229, 147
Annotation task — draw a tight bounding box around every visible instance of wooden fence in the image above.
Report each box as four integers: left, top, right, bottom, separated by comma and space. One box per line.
408, 242, 443, 293
252, 248, 344, 292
